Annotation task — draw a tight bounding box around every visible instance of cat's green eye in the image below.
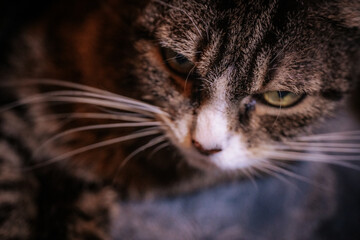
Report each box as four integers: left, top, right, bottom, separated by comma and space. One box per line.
163, 48, 195, 76
263, 91, 303, 107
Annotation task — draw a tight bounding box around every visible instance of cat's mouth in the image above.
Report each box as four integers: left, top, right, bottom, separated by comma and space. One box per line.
182, 136, 265, 172
165, 116, 264, 172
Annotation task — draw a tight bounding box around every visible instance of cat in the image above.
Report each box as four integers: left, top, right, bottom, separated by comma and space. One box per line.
0, 0, 359, 239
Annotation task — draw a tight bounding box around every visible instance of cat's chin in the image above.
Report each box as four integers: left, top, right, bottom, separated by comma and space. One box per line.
184, 152, 263, 173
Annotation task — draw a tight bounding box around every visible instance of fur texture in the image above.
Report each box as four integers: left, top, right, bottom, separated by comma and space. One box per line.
0, 0, 359, 239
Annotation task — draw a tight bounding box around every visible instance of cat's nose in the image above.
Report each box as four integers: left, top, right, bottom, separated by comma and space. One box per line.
192, 139, 222, 156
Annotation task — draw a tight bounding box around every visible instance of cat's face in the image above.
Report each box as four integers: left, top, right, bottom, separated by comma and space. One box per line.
129, 0, 359, 172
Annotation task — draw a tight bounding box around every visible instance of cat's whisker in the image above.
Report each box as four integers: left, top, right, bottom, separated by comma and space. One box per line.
95, 106, 150, 117
184, 64, 198, 93
296, 135, 360, 142
1, 94, 163, 118
112, 135, 167, 183
34, 112, 153, 122
1, 78, 118, 97
264, 150, 360, 170
118, 136, 167, 169
274, 145, 360, 154
2, 80, 168, 116
241, 167, 259, 190
260, 159, 337, 191
254, 163, 297, 189
263, 162, 328, 189
24, 129, 161, 171
271, 102, 282, 127
148, 142, 170, 158
266, 150, 360, 161
45, 90, 166, 115
282, 141, 360, 148
34, 122, 163, 157
269, 38, 296, 65
296, 130, 360, 139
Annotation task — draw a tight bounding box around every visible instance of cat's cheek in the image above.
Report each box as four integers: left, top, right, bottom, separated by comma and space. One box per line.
164, 114, 193, 148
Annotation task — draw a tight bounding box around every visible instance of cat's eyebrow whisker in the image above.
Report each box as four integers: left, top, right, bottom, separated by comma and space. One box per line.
269, 38, 296, 65
183, 64, 197, 92
153, 0, 202, 38
24, 129, 161, 171
271, 101, 282, 127
34, 122, 163, 157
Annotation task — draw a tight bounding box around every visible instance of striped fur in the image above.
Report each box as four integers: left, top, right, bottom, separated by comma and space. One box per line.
0, 0, 359, 239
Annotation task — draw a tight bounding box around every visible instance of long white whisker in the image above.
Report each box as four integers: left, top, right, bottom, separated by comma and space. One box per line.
268, 162, 337, 191
24, 129, 160, 171
134, 126, 164, 133
297, 136, 360, 142
297, 131, 360, 141
254, 164, 297, 189
148, 142, 170, 158
48, 90, 165, 114
34, 112, 152, 122
300, 130, 360, 138
275, 145, 360, 154
34, 122, 162, 156
1, 78, 119, 97
4, 95, 161, 118
119, 136, 167, 169
266, 150, 360, 161
112, 136, 167, 183
265, 163, 327, 188
283, 142, 360, 148
265, 150, 360, 170
0, 91, 165, 116
242, 167, 258, 190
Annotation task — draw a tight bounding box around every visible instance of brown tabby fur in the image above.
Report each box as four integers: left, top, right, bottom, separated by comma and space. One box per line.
0, 0, 359, 239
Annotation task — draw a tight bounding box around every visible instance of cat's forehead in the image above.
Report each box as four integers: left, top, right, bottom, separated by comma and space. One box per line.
142, 0, 356, 97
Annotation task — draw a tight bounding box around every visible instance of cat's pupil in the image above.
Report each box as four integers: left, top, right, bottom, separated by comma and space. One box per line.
277, 91, 290, 99
175, 54, 189, 65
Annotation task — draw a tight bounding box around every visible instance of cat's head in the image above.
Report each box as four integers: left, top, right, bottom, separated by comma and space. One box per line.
128, 0, 360, 172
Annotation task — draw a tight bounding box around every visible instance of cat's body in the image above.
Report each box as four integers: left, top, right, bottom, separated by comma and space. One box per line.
0, 0, 360, 239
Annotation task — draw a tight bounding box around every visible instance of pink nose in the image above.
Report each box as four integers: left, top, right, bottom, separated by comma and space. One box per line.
192, 139, 222, 156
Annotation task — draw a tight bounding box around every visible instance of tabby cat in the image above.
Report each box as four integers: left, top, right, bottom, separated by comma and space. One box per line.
0, 0, 359, 239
